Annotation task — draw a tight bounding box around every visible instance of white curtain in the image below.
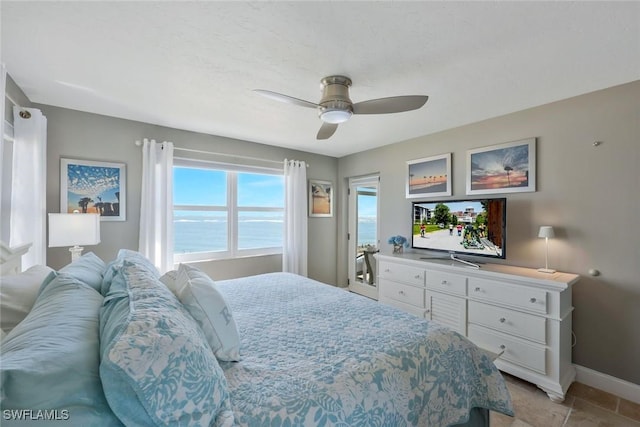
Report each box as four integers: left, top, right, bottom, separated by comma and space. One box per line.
282, 159, 307, 276
139, 138, 174, 273
10, 106, 47, 268
0, 64, 7, 244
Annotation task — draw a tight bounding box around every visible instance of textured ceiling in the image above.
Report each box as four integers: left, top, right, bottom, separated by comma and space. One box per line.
2, 1, 639, 157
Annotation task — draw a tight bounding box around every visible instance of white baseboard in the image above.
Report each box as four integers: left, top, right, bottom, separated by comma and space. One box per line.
574, 364, 640, 404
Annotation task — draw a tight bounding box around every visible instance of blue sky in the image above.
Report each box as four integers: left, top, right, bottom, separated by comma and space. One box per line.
358, 193, 377, 218
174, 167, 284, 208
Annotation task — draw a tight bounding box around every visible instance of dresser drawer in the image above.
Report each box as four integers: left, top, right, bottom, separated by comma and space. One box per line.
425, 270, 467, 296
379, 297, 426, 318
379, 279, 425, 308
468, 277, 547, 314
379, 261, 425, 287
468, 324, 546, 374
469, 301, 546, 344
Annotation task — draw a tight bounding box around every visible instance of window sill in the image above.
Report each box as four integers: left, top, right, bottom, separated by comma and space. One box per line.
174, 249, 282, 265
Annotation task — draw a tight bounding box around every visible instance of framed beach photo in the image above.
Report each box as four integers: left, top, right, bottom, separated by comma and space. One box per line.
406, 153, 452, 198
60, 158, 126, 221
309, 179, 333, 217
466, 138, 536, 195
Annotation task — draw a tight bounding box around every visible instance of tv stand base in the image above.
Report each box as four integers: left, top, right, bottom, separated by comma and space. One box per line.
450, 254, 480, 269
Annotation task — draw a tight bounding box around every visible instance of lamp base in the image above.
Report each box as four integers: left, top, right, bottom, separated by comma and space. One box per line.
537, 267, 556, 274
69, 246, 84, 262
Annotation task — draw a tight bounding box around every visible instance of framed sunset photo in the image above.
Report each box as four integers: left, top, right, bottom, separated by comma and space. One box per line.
466, 138, 536, 195
60, 158, 126, 221
406, 153, 452, 198
309, 179, 333, 217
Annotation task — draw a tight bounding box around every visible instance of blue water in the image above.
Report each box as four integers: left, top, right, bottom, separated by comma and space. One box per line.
174, 216, 377, 253
174, 218, 283, 253
358, 220, 377, 246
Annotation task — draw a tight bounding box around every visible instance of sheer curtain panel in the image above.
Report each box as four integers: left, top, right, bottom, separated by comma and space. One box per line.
10, 106, 47, 268
283, 159, 308, 276
139, 138, 174, 273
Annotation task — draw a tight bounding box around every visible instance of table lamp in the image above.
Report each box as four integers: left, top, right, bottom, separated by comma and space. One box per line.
48, 212, 101, 262
537, 226, 556, 274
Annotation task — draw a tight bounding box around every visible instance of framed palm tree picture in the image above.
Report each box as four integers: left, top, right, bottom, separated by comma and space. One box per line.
406, 153, 452, 198
466, 138, 536, 195
60, 158, 126, 221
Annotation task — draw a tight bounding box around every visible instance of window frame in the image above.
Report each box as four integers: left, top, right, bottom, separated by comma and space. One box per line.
173, 158, 284, 263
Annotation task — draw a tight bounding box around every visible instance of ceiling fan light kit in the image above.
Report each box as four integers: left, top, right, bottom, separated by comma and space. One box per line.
320, 109, 352, 124
254, 75, 428, 140
318, 75, 354, 124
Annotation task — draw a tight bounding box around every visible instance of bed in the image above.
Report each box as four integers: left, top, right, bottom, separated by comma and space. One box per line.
1, 248, 513, 426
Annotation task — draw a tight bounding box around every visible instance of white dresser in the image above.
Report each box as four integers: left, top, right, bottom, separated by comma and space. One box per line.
376, 253, 580, 402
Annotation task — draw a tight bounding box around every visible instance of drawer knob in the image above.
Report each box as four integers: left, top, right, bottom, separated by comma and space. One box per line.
425, 309, 430, 313
499, 344, 506, 350
415, 274, 421, 279
398, 290, 405, 295
499, 317, 506, 323
474, 287, 481, 292
530, 297, 537, 303
385, 268, 390, 272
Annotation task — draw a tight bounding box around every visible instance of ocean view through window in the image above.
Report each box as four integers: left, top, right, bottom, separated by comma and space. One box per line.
173, 160, 284, 262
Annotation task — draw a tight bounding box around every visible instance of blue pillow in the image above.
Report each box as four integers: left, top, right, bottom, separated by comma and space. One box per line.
1, 274, 122, 426
100, 261, 235, 426
50, 251, 106, 293
101, 249, 160, 296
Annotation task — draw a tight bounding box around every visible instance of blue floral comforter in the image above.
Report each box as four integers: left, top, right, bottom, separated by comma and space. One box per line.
217, 273, 513, 427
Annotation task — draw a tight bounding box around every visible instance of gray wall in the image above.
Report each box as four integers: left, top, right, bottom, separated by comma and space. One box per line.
337, 80, 640, 385
39, 105, 339, 285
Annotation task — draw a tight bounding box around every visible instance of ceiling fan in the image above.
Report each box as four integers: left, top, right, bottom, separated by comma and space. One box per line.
254, 75, 429, 140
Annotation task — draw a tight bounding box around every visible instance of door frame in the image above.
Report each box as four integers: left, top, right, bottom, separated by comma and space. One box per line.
347, 174, 380, 299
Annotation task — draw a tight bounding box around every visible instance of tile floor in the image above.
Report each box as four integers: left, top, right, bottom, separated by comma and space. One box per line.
490, 373, 640, 426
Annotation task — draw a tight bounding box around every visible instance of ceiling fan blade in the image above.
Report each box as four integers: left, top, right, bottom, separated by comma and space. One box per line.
352, 95, 428, 115
317, 122, 339, 140
253, 89, 319, 109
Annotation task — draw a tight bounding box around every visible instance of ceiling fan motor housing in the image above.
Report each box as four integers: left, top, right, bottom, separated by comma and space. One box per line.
319, 75, 353, 123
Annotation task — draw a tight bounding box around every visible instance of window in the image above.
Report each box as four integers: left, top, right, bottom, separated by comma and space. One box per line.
173, 159, 284, 263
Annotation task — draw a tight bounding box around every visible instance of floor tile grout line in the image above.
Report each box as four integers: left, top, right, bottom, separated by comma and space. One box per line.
568, 395, 640, 425
561, 406, 573, 427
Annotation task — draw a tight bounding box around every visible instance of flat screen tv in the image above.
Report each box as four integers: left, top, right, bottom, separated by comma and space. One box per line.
411, 198, 506, 261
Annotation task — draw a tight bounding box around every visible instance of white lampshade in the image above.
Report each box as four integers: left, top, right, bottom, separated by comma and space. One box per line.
538, 226, 555, 239
537, 225, 556, 274
48, 213, 101, 247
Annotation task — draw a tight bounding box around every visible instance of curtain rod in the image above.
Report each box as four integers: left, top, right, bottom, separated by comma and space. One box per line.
134, 141, 309, 167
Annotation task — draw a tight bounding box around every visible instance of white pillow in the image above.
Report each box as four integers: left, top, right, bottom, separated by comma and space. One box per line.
0, 265, 55, 332
159, 269, 178, 294
175, 264, 240, 361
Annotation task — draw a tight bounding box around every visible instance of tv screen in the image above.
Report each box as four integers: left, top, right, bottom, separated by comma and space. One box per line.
411, 198, 506, 259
